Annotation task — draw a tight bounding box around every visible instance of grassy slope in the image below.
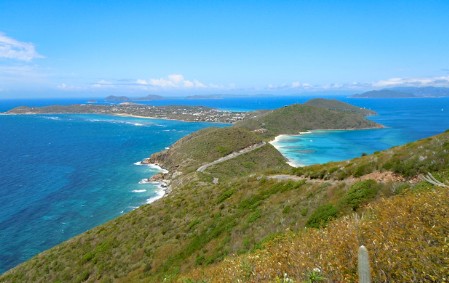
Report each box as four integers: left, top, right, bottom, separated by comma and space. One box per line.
148, 127, 263, 173
180, 131, 449, 282
234, 103, 380, 139
183, 185, 449, 282
304, 98, 376, 115
3, 130, 449, 282
2, 100, 444, 282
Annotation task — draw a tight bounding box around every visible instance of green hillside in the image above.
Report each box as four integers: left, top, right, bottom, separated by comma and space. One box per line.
184, 184, 449, 282
304, 98, 376, 115
235, 102, 381, 139
2, 100, 445, 282
3, 129, 448, 282
147, 127, 264, 173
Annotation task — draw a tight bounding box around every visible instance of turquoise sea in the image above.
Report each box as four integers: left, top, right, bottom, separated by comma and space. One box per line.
0, 96, 448, 273
271, 98, 449, 166
0, 101, 226, 273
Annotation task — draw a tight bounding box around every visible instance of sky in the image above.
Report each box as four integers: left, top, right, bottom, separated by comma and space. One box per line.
1, 0, 449, 98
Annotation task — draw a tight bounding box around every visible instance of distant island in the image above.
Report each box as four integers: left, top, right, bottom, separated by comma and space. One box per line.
352, 86, 449, 98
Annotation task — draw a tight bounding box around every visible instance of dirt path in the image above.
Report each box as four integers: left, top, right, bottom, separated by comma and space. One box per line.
197, 142, 267, 172
268, 171, 411, 185
267, 174, 332, 184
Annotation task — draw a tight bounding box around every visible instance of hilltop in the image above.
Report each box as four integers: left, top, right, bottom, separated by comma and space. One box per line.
304, 98, 376, 115
235, 99, 380, 138
353, 86, 449, 98
352, 89, 415, 98
105, 94, 164, 102
2, 99, 445, 282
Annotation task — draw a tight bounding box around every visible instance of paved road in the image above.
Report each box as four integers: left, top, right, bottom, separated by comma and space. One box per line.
197, 142, 267, 172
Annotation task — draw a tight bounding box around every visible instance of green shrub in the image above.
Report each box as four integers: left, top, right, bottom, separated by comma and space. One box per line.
282, 205, 292, 214
306, 204, 338, 228
300, 207, 308, 217
340, 180, 379, 211
216, 188, 235, 204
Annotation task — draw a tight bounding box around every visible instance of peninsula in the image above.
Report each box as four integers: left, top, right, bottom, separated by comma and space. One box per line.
6, 104, 249, 124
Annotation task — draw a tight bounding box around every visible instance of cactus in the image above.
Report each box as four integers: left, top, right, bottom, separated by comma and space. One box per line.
419, 172, 448, 187
358, 245, 371, 283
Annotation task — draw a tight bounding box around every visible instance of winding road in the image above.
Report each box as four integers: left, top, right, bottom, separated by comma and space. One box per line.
197, 142, 267, 172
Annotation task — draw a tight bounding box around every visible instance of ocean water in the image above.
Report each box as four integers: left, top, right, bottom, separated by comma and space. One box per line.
0, 108, 226, 273
1, 96, 448, 273
270, 97, 449, 166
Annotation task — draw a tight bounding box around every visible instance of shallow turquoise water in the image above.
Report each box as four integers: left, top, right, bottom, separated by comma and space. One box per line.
0, 112, 225, 273
271, 98, 449, 166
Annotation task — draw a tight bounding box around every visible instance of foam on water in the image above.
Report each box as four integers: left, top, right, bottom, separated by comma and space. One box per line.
132, 189, 147, 193
145, 184, 167, 204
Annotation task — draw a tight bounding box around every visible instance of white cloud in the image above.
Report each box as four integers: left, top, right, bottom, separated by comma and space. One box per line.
57, 83, 83, 91
267, 81, 315, 90
142, 74, 208, 89
87, 74, 211, 92
168, 74, 184, 84
136, 79, 148, 85
265, 75, 449, 92
0, 32, 44, 61
92, 80, 116, 89
373, 76, 449, 88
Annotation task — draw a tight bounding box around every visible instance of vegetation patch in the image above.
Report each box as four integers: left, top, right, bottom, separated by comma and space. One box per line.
306, 204, 338, 228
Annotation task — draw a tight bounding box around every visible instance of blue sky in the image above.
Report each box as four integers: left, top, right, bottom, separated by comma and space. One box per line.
1, 0, 449, 97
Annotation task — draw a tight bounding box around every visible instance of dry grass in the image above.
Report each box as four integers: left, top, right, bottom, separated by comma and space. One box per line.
183, 186, 449, 282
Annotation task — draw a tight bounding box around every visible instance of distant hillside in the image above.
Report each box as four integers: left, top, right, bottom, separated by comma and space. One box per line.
392, 86, 449, 97
235, 102, 381, 138
105, 95, 130, 102
304, 98, 376, 115
352, 89, 415, 98
353, 87, 449, 98
105, 94, 164, 102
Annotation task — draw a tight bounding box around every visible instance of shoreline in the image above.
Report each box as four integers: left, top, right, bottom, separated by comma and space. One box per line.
113, 113, 235, 124
269, 126, 384, 168
3, 112, 232, 124
114, 113, 185, 123
134, 161, 170, 205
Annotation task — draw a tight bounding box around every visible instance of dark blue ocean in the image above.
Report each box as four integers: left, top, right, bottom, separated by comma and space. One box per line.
1, 96, 449, 273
